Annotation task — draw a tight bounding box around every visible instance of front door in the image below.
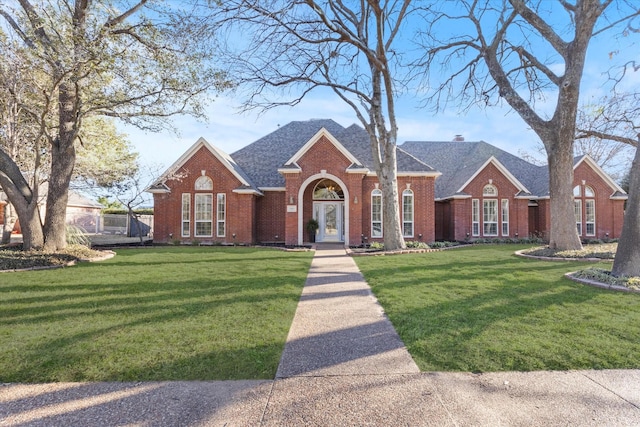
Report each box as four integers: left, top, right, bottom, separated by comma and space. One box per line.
314, 202, 344, 242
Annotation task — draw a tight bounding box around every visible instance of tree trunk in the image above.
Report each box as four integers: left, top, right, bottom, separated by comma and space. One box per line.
547, 142, 582, 251
2, 202, 18, 244
379, 144, 405, 251
612, 144, 640, 277
43, 81, 78, 251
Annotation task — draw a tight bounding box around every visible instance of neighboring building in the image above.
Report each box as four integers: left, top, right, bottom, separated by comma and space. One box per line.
149, 119, 627, 246
0, 188, 103, 234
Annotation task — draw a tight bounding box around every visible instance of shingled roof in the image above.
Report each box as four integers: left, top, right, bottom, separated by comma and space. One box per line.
232, 119, 436, 188
400, 140, 550, 199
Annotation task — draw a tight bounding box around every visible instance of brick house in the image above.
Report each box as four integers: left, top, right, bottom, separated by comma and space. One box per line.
149, 119, 627, 245
401, 139, 627, 242
149, 119, 439, 246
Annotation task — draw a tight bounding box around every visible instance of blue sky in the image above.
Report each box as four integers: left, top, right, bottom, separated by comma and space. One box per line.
122, 4, 638, 178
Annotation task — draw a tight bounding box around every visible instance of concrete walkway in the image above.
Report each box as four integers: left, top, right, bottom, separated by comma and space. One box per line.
2, 245, 640, 426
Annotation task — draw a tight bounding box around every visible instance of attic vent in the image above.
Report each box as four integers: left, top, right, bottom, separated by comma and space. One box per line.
453, 134, 465, 142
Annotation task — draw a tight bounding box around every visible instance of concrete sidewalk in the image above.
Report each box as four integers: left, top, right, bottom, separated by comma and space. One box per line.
2, 245, 640, 426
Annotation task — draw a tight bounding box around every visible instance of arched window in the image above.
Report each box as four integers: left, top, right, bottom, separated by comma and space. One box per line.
402, 189, 414, 237
371, 189, 382, 238
313, 179, 344, 200
574, 185, 595, 236
483, 184, 498, 196
195, 176, 213, 191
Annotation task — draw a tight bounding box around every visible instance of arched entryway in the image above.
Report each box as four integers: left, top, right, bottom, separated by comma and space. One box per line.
297, 173, 350, 246
312, 179, 345, 242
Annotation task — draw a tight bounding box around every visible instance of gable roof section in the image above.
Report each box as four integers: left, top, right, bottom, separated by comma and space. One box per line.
574, 154, 627, 198
148, 137, 258, 194
400, 140, 549, 199
457, 156, 531, 196
282, 127, 364, 171
232, 119, 347, 188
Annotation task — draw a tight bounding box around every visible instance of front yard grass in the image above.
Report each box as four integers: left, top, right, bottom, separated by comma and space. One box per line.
0, 246, 313, 382
354, 245, 640, 372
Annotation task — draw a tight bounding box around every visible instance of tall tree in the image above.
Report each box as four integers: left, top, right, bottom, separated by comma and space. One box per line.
419, 0, 640, 251
212, 0, 414, 250
0, 0, 230, 251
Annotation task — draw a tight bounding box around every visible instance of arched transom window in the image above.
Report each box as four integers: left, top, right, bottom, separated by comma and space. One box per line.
195, 175, 213, 191
483, 184, 498, 196
313, 179, 344, 200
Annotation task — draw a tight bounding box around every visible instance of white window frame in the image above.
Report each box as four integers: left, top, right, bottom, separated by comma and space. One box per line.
181, 193, 191, 237
483, 199, 498, 236
575, 200, 583, 236
472, 199, 480, 236
195, 176, 213, 190
371, 189, 383, 238
217, 193, 226, 237
501, 199, 509, 237
483, 184, 498, 196
585, 199, 595, 236
402, 189, 414, 238
195, 193, 213, 237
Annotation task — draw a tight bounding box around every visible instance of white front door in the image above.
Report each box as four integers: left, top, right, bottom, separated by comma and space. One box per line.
314, 202, 344, 242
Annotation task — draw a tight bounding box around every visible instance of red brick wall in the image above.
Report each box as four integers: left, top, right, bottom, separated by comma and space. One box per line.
153, 146, 256, 244
256, 191, 286, 242
360, 175, 436, 244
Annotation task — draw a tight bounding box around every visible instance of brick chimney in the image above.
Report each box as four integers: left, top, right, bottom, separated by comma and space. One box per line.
453, 134, 464, 142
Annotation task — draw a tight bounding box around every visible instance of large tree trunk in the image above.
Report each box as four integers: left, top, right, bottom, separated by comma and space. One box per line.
43, 81, 78, 252
612, 144, 640, 277
547, 141, 582, 251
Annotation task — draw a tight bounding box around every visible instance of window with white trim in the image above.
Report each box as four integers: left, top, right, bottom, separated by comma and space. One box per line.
472, 199, 480, 236
217, 193, 226, 237
371, 189, 382, 238
501, 199, 509, 236
575, 200, 583, 236
483, 199, 498, 236
585, 199, 595, 236
195, 193, 213, 237
182, 193, 191, 237
195, 176, 213, 190
402, 189, 414, 237
483, 184, 498, 197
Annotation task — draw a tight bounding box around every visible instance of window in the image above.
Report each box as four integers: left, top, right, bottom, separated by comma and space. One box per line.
217, 193, 226, 237
483, 184, 498, 196
585, 186, 595, 197
472, 199, 480, 236
313, 179, 344, 200
575, 185, 595, 237
483, 199, 498, 236
371, 189, 382, 238
585, 199, 595, 236
575, 200, 582, 236
195, 193, 213, 237
181, 193, 191, 237
501, 199, 509, 236
195, 176, 213, 190
402, 189, 414, 237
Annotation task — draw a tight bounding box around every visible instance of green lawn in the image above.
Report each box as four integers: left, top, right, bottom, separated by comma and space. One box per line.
354, 245, 640, 372
0, 246, 313, 382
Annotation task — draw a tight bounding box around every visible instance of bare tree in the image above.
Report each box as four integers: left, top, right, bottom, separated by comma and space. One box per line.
418, 0, 640, 251
212, 0, 415, 250
575, 92, 639, 277
0, 0, 230, 251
